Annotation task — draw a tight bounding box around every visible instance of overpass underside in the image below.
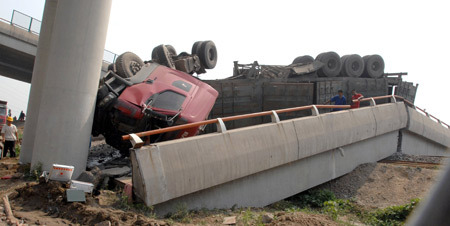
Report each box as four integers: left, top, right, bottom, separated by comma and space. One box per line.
129, 102, 449, 215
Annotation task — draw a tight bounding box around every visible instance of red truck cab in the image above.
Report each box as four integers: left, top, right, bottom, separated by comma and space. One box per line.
92, 63, 218, 154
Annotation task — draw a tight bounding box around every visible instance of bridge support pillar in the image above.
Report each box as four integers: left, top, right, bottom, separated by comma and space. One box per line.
20, 0, 112, 177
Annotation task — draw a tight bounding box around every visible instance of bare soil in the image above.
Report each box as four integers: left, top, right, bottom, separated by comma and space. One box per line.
319, 162, 440, 209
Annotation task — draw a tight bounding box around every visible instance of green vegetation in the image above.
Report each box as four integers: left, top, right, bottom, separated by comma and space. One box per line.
269, 189, 420, 225
117, 193, 155, 218
22, 162, 42, 181
366, 198, 420, 225
169, 203, 191, 223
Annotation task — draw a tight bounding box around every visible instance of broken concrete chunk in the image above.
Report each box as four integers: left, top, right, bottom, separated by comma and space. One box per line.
101, 166, 131, 177
77, 166, 103, 187
222, 216, 236, 225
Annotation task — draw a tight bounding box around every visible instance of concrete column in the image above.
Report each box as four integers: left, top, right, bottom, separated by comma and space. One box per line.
20, 0, 111, 177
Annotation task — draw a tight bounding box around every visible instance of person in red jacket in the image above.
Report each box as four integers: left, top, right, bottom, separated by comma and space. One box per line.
350, 89, 364, 109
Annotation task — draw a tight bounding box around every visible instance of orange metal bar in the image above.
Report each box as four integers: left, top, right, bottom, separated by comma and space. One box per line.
122, 104, 349, 140
122, 119, 219, 140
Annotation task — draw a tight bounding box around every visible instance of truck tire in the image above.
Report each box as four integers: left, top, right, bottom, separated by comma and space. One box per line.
191, 41, 203, 55
115, 52, 144, 78
166, 45, 177, 56
152, 45, 175, 69
292, 55, 314, 65
362, 55, 385, 78
315, 51, 341, 77
198, 41, 218, 69
340, 54, 364, 77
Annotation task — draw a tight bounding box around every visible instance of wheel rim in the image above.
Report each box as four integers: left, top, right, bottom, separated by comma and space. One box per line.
208, 48, 215, 61
351, 61, 360, 71
372, 62, 380, 71
129, 61, 142, 75
328, 59, 337, 69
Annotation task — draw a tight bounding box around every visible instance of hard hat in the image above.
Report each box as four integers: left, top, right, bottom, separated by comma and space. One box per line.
7, 116, 13, 122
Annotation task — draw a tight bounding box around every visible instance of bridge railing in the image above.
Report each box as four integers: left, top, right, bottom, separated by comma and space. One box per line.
11, 10, 41, 34
3, 10, 118, 64
122, 94, 449, 146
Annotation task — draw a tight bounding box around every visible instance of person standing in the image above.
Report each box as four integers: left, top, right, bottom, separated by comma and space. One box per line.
1, 116, 18, 158
324, 90, 346, 111
350, 89, 364, 109
19, 110, 25, 121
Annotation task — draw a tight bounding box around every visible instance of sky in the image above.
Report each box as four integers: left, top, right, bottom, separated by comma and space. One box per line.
0, 0, 449, 123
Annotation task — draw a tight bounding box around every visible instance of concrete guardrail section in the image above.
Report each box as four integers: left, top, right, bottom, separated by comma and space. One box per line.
402, 107, 450, 156
130, 102, 435, 214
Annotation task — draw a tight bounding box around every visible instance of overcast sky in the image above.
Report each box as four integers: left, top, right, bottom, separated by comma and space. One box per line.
0, 0, 449, 124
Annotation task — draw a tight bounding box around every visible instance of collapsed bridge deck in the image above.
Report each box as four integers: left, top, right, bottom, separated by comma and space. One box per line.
128, 96, 450, 215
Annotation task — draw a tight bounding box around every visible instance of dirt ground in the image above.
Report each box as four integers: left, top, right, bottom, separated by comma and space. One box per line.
319, 162, 440, 208
0, 156, 444, 225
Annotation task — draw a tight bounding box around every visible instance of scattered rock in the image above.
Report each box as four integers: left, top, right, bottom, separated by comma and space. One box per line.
101, 166, 131, 177
261, 213, 274, 223
77, 166, 103, 187
386, 152, 444, 164
222, 216, 236, 225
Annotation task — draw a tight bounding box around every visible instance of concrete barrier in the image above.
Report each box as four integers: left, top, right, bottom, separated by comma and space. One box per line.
132, 121, 299, 206
372, 102, 408, 136
153, 131, 399, 215
401, 131, 450, 156
292, 102, 406, 158
406, 107, 450, 148
132, 102, 409, 207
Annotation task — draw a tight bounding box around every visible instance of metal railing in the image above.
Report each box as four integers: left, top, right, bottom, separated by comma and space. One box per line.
3, 10, 118, 63
123, 95, 449, 144
122, 104, 351, 141
11, 10, 41, 34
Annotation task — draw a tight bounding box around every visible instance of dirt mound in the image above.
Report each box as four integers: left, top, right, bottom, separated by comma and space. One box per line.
319, 162, 440, 208
11, 181, 165, 225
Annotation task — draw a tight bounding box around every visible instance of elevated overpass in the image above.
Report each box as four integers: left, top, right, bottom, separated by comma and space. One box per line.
0, 10, 113, 83
125, 96, 450, 215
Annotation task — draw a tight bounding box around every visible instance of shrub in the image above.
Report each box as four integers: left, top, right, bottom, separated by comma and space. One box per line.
291, 189, 336, 208
367, 198, 420, 225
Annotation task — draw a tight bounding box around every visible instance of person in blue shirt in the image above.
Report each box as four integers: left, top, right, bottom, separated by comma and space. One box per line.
324, 90, 346, 111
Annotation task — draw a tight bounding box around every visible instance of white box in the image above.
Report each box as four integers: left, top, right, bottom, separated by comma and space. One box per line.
70, 180, 94, 193
49, 164, 74, 181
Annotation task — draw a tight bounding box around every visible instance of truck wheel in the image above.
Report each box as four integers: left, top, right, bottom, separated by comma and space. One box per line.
152, 45, 175, 69
191, 41, 203, 55
292, 55, 314, 65
362, 55, 385, 78
315, 51, 341, 77
115, 52, 144, 78
198, 41, 218, 69
340, 54, 364, 77
166, 45, 177, 56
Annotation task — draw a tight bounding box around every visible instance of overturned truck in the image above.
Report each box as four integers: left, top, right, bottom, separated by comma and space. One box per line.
204, 52, 417, 131
92, 41, 219, 155
92, 44, 418, 154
